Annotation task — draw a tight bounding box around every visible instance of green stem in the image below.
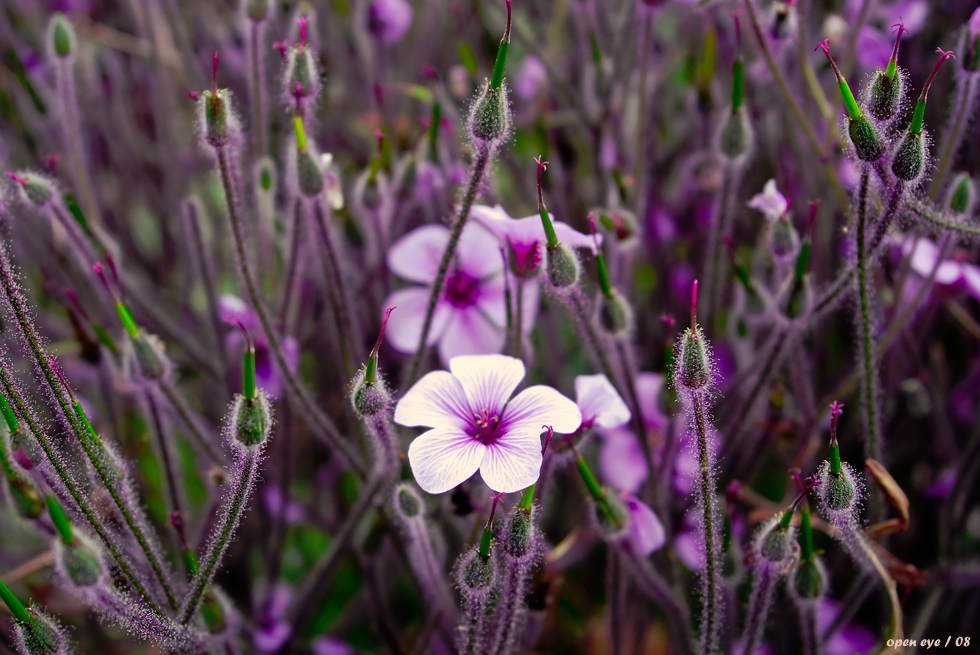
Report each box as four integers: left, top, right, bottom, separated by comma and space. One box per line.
0, 247, 178, 610
906, 197, 980, 235
215, 148, 366, 475
855, 168, 880, 464
57, 59, 99, 228
0, 366, 162, 615
180, 448, 257, 624
406, 146, 491, 386
312, 197, 359, 377
0, 578, 30, 624
693, 391, 720, 655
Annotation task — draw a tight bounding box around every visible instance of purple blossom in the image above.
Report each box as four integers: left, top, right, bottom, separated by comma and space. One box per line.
747, 179, 789, 222
312, 636, 355, 655
514, 55, 548, 101
253, 583, 293, 652
367, 0, 413, 44
471, 204, 599, 278
595, 373, 667, 494
218, 295, 299, 398
816, 597, 878, 655
383, 222, 537, 366
394, 354, 582, 494
621, 492, 665, 555
574, 374, 631, 429
902, 237, 980, 300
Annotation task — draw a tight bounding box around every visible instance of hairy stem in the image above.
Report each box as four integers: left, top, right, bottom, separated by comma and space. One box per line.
742, 564, 774, 655
56, 58, 100, 227
703, 165, 733, 321
312, 197, 359, 376
182, 198, 229, 378
620, 542, 694, 655
406, 145, 491, 386
567, 288, 617, 382
215, 146, 366, 475
248, 20, 268, 157
855, 168, 881, 465
159, 380, 226, 466
693, 390, 721, 655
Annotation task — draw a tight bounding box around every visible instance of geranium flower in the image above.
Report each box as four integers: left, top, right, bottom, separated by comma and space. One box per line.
394, 354, 582, 494
218, 295, 298, 398
747, 179, 788, 222
384, 222, 538, 366
621, 492, 665, 555
472, 204, 599, 278
901, 237, 980, 300
514, 55, 547, 100
367, 0, 413, 44
574, 374, 631, 429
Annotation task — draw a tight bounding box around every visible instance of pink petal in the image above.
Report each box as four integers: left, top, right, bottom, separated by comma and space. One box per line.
312, 636, 354, 655
963, 264, 980, 300
479, 429, 543, 493
449, 354, 526, 415
437, 308, 506, 366
574, 374, 631, 429
394, 370, 472, 430
407, 427, 486, 494
675, 530, 705, 570
747, 179, 788, 221
553, 220, 601, 254
598, 428, 648, 493
456, 220, 505, 279
382, 287, 451, 353
504, 385, 583, 435
514, 55, 547, 101
518, 280, 541, 334
474, 276, 508, 329
387, 224, 450, 284
635, 372, 668, 431
621, 493, 666, 555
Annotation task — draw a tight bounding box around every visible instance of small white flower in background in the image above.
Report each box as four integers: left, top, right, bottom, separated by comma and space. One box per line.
747, 179, 789, 222
574, 374, 631, 429
395, 354, 582, 494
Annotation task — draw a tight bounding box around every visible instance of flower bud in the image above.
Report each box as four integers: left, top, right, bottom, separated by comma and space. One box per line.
245, 0, 270, 21
12, 609, 65, 655
594, 486, 630, 539
393, 483, 422, 519
201, 89, 235, 148
598, 289, 633, 337
848, 116, 885, 162
353, 306, 395, 417
891, 130, 926, 183
791, 556, 827, 601
769, 215, 800, 263
947, 172, 974, 215
546, 243, 580, 288
822, 464, 857, 512
285, 47, 320, 105
758, 522, 793, 564
128, 330, 170, 382
296, 147, 324, 197
7, 172, 55, 208
47, 13, 75, 59
503, 506, 535, 561
230, 391, 272, 449
867, 70, 904, 124
675, 325, 713, 391
56, 534, 103, 589
468, 82, 511, 147
718, 108, 753, 163
7, 476, 44, 519
458, 548, 496, 594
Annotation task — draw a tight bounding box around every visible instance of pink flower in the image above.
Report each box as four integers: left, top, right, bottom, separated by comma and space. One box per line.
471, 204, 599, 278
620, 492, 665, 555
595, 373, 668, 494
384, 222, 537, 366
367, 0, 413, 44
902, 237, 980, 300
574, 374, 631, 429
817, 597, 878, 655
218, 295, 299, 398
395, 354, 582, 494
312, 636, 354, 655
514, 55, 547, 100
747, 179, 788, 222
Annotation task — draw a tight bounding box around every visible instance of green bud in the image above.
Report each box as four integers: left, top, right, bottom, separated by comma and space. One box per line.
58, 537, 103, 588
792, 558, 827, 600
8, 477, 44, 519
201, 589, 228, 634
598, 289, 633, 337
296, 147, 324, 197
202, 90, 234, 148
822, 465, 857, 513
760, 523, 792, 563
48, 14, 75, 59
232, 392, 272, 449
676, 326, 712, 391
353, 382, 388, 417
848, 115, 885, 162
14, 610, 64, 655
246, 0, 270, 21
13, 173, 55, 207
395, 484, 421, 518
460, 550, 495, 591
867, 70, 903, 123
287, 48, 319, 100
130, 330, 168, 381
769, 215, 800, 261
891, 130, 926, 182
948, 172, 974, 215
468, 82, 511, 145
718, 108, 753, 162
546, 243, 580, 288
503, 507, 533, 560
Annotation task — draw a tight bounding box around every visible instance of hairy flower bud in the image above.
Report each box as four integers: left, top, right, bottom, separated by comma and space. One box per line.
47, 13, 75, 59
7, 476, 44, 519
598, 289, 633, 337
891, 130, 926, 183
947, 172, 974, 215
12, 609, 65, 655
285, 47, 320, 104
459, 549, 495, 591
393, 483, 422, 519
769, 215, 800, 263
128, 331, 169, 382
8, 172, 55, 208
245, 0, 270, 21
230, 391, 272, 449
791, 556, 827, 601
675, 325, 713, 391
718, 108, 753, 163
546, 243, 580, 288
201, 90, 235, 148
503, 506, 534, 561
758, 522, 793, 564
296, 147, 324, 197
56, 534, 104, 589
867, 70, 905, 123
468, 82, 511, 146
817, 460, 860, 521
848, 115, 885, 162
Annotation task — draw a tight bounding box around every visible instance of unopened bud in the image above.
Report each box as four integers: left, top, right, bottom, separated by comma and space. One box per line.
759, 522, 793, 564
56, 535, 103, 589
769, 215, 800, 262
296, 146, 324, 197
848, 116, 885, 162
503, 506, 534, 560
948, 172, 975, 215
891, 130, 926, 183
791, 557, 827, 601
48, 13, 75, 59
129, 331, 169, 381
202, 90, 234, 148
718, 108, 753, 162
245, 0, 270, 21
867, 70, 904, 124
676, 326, 712, 390
546, 243, 580, 288
7, 172, 55, 208
353, 306, 395, 416
394, 483, 422, 519
598, 289, 633, 337
595, 485, 629, 538
458, 549, 496, 593
230, 391, 272, 449
468, 82, 511, 146
13, 609, 65, 655
7, 477, 44, 520
285, 48, 319, 104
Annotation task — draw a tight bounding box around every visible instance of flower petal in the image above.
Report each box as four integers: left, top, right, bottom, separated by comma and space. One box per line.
456, 220, 505, 280
407, 427, 485, 494
449, 354, 525, 415
387, 224, 450, 284
518, 280, 541, 335
479, 431, 543, 493
575, 374, 631, 429
383, 287, 451, 353
504, 385, 583, 434
747, 179, 788, 221
635, 372, 668, 431
394, 370, 472, 429
598, 428, 648, 493
438, 308, 506, 366
621, 493, 666, 555
554, 220, 601, 254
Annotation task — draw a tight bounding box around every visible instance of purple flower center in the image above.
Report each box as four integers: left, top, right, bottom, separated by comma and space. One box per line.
469, 408, 502, 444
509, 239, 542, 277
444, 269, 480, 307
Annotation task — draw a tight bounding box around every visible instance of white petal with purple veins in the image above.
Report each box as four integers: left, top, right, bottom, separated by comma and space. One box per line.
387, 224, 450, 284
450, 354, 526, 415
382, 287, 451, 353
479, 431, 543, 493
575, 374, 631, 429
394, 370, 472, 430
505, 385, 583, 435
407, 427, 485, 494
